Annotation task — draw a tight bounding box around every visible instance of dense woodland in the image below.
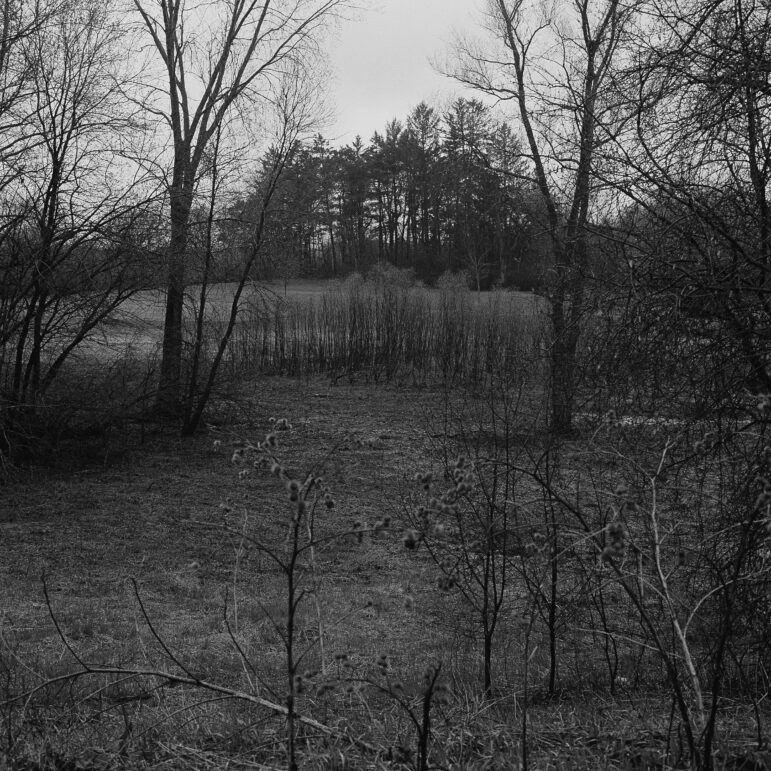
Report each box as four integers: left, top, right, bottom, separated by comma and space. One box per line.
242, 101, 553, 290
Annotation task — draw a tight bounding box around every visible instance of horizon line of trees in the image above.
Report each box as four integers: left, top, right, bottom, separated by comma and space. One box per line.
239, 98, 555, 291
0, 0, 344, 433
1, 0, 771, 438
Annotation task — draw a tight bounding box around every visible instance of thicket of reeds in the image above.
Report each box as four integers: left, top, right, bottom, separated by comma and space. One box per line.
215, 277, 549, 384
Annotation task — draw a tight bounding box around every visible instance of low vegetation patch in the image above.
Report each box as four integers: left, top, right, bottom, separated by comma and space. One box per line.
218, 276, 548, 386
1, 375, 768, 769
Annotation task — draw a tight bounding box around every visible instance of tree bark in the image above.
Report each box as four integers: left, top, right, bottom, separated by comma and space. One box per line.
156, 181, 193, 415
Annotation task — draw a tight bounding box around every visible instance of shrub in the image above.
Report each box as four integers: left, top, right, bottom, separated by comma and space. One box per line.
435, 269, 471, 293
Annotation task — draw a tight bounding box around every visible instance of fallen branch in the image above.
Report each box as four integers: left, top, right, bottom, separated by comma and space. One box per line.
1, 665, 379, 755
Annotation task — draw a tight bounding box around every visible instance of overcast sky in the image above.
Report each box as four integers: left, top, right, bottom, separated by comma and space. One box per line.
327, 0, 486, 144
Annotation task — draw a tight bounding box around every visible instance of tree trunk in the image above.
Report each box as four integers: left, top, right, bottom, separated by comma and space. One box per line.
156, 183, 193, 416
548, 524, 558, 695
549, 267, 584, 435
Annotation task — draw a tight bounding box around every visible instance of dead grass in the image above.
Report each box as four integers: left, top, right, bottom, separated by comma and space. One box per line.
0, 376, 768, 769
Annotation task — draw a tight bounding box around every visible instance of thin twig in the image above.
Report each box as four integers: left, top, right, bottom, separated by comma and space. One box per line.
42, 572, 90, 671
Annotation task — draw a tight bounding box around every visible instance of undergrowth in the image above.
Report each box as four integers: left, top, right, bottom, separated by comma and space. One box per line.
220, 276, 547, 385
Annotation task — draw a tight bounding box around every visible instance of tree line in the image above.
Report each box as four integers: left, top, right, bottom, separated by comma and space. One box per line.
0, 0, 342, 435
1, 0, 770, 438
245, 99, 554, 291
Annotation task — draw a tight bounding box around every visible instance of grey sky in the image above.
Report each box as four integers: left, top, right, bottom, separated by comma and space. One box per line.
327, 0, 485, 144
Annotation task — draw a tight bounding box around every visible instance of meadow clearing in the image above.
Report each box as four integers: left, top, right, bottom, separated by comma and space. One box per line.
1, 278, 768, 770
88, 278, 547, 380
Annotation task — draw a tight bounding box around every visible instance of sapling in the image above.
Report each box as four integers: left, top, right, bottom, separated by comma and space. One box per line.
221, 418, 362, 770
220, 417, 463, 769
327, 652, 449, 771
3, 418, 394, 771
407, 454, 547, 697
520, 423, 771, 769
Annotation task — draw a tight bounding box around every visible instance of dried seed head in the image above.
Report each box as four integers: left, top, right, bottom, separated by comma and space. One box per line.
415, 471, 433, 489
601, 546, 616, 562
316, 682, 335, 697
607, 521, 626, 545
438, 575, 456, 591
402, 529, 419, 550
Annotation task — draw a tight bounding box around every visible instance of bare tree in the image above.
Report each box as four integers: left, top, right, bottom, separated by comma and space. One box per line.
0, 0, 149, 406
181, 64, 321, 434
450, 0, 638, 433
0, 0, 62, 309
599, 0, 771, 416
0, 0, 59, 182
132, 0, 345, 416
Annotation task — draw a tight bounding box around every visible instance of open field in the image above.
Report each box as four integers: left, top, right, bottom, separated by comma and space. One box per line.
84, 280, 546, 374
1, 378, 524, 769
2, 278, 769, 770
2, 369, 769, 769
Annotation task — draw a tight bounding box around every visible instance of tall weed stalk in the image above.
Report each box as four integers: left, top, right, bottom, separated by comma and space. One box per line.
221, 280, 546, 385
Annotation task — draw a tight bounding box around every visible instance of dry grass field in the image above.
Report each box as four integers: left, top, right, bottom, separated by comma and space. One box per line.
84, 279, 545, 368
1, 280, 769, 770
